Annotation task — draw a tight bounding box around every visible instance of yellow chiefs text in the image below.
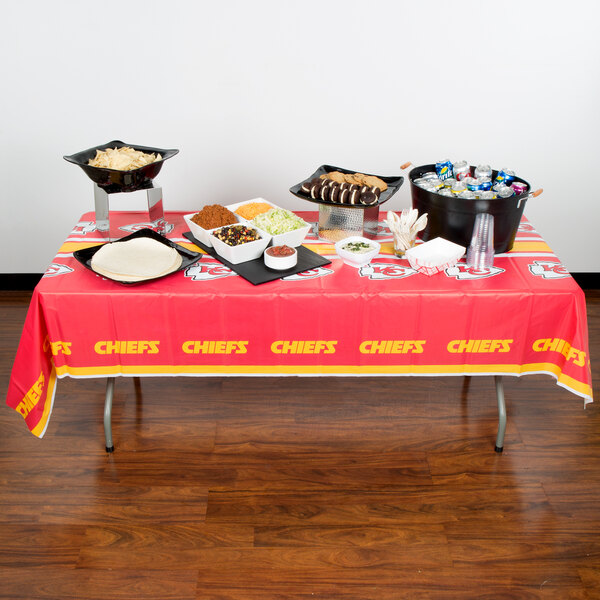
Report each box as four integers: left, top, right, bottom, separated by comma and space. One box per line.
271, 340, 337, 354
182, 341, 248, 354
447, 339, 513, 353
359, 340, 425, 354
43, 339, 72, 355
94, 340, 160, 354
532, 338, 586, 367
16, 371, 45, 418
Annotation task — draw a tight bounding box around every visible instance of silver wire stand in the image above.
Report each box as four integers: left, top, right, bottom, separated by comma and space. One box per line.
317, 204, 380, 242
93, 183, 166, 241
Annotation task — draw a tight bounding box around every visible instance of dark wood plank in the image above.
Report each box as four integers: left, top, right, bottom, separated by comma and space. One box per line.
0, 567, 198, 600
205, 485, 551, 526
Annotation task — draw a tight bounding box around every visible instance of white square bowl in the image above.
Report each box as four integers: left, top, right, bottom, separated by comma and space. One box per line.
209, 224, 272, 265
404, 237, 465, 276
334, 236, 381, 268
226, 198, 311, 248
259, 218, 311, 248
269, 221, 311, 248
225, 197, 278, 219
183, 211, 243, 248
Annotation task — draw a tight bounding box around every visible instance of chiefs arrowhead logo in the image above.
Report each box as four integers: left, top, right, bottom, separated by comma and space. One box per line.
282, 266, 334, 281
44, 263, 74, 277
185, 261, 237, 281
518, 222, 536, 233
72, 220, 98, 235
445, 263, 505, 279
359, 262, 417, 280
120, 219, 174, 234
528, 260, 569, 279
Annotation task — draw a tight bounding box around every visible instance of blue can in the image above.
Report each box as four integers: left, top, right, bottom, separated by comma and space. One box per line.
479, 176, 492, 191
435, 159, 453, 181
495, 168, 515, 186
466, 177, 484, 191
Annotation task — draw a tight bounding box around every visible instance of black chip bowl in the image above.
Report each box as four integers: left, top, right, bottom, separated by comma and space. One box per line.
64, 140, 179, 194
410, 164, 541, 253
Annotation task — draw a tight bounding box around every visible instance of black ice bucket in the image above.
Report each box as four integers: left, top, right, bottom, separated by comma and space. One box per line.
406, 163, 543, 253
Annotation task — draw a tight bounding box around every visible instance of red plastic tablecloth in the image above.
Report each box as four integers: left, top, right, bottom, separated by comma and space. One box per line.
6, 211, 593, 437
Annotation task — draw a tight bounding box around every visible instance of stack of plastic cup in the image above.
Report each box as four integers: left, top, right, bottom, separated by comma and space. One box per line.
466, 213, 495, 269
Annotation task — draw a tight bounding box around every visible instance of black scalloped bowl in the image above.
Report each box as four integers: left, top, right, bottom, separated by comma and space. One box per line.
64, 140, 179, 194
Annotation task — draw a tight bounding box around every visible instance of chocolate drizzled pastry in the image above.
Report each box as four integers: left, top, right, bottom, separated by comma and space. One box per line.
304, 178, 383, 206
310, 182, 322, 199
300, 169, 388, 205
360, 191, 378, 206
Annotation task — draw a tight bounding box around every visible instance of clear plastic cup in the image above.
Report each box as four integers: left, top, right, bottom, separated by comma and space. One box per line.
466, 213, 495, 269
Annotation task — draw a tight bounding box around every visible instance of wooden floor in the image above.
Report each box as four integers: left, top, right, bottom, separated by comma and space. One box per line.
1, 291, 600, 599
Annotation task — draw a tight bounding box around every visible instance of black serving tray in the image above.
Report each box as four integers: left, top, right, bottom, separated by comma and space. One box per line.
183, 232, 331, 285
289, 164, 404, 208
74, 228, 202, 285
64, 140, 179, 194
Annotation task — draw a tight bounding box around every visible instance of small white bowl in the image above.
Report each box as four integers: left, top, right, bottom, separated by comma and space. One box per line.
334, 236, 381, 268
209, 224, 271, 265
183, 211, 242, 248
264, 245, 298, 270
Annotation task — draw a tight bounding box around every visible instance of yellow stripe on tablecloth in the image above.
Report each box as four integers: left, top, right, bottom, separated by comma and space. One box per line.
54, 362, 592, 400
59, 241, 102, 253
301, 242, 397, 256
509, 241, 553, 253
31, 365, 57, 437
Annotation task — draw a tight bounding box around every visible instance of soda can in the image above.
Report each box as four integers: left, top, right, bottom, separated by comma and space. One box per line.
451, 181, 467, 194
479, 176, 492, 191
443, 177, 457, 188
474, 164, 492, 179
459, 190, 476, 199
495, 168, 515, 186
414, 177, 432, 188
453, 160, 471, 181
416, 181, 435, 192
435, 159, 454, 181
492, 183, 508, 195
438, 187, 454, 197
466, 177, 484, 191
429, 178, 444, 190
497, 186, 514, 198
479, 190, 497, 199
511, 181, 528, 195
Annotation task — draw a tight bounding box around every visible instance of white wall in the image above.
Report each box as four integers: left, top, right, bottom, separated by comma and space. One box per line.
2, 0, 599, 272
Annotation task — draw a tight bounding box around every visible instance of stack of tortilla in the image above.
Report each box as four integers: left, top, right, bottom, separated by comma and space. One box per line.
91, 237, 182, 282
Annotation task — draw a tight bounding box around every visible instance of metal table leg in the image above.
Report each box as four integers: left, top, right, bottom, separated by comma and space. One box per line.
104, 378, 115, 453
494, 376, 506, 453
